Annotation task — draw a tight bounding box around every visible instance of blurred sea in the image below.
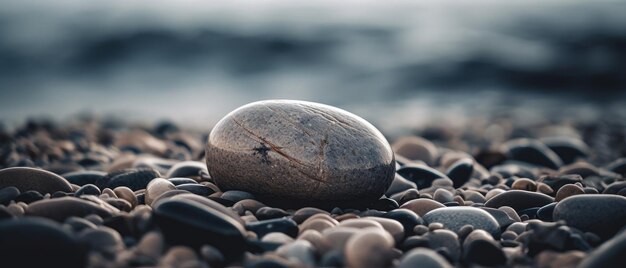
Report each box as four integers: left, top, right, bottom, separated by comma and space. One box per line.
1, 0, 625, 135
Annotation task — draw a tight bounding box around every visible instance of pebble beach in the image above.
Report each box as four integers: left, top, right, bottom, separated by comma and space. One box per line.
1, 99, 625, 268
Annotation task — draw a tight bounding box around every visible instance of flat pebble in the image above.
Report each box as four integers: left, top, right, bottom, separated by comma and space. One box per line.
423, 207, 500, 237
0, 167, 72, 194
485, 190, 554, 212
26, 196, 114, 221
400, 198, 445, 216
153, 198, 247, 261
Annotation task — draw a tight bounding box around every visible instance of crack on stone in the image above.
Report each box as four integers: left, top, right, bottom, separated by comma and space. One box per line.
231, 117, 327, 184
296, 103, 363, 134
265, 106, 316, 140
318, 134, 328, 180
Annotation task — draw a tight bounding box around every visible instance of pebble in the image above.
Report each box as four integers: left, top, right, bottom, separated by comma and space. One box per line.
0, 186, 20, 205
553, 194, 626, 239
145, 178, 176, 206
463, 229, 506, 266
0, 167, 73, 194
485, 190, 554, 212
152, 198, 247, 261
423, 207, 500, 237
246, 217, 299, 238
391, 136, 438, 166
555, 184, 585, 202
176, 183, 215, 196
579, 229, 626, 268
26, 196, 114, 221
397, 164, 449, 189
168, 177, 198, 185
75, 183, 101, 196
400, 198, 445, 216
385, 174, 417, 196
425, 229, 461, 261
445, 158, 474, 188
113, 186, 138, 207
0, 217, 86, 268
383, 208, 424, 236
97, 168, 161, 191
292, 207, 330, 224
62, 170, 107, 187
206, 100, 395, 207
500, 138, 563, 169
345, 228, 395, 268
397, 248, 452, 268
165, 161, 208, 178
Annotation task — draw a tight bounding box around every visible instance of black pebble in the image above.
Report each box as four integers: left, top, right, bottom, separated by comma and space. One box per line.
245, 218, 298, 238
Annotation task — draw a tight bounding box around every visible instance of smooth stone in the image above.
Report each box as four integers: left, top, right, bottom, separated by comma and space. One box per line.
168, 193, 244, 225
370, 197, 399, 211
511, 178, 537, 191
397, 248, 452, 268
462, 230, 506, 266
463, 190, 486, 204
0, 217, 86, 267
15, 190, 43, 203
136, 231, 165, 259
397, 165, 448, 190
0, 186, 20, 205
537, 202, 557, 222
262, 232, 295, 244
153, 198, 247, 261
391, 136, 438, 165
200, 245, 225, 268
485, 190, 554, 212
292, 207, 330, 224
553, 195, 626, 239
78, 226, 124, 256
232, 199, 266, 215
165, 161, 208, 178
538, 174, 583, 192
390, 188, 420, 205
383, 209, 424, 236
97, 168, 161, 191
113, 186, 138, 208
425, 229, 460, 261
400, 198, 445, 217
500, 138, 563, 169
364, 217, 405, 243
220, 190, 255, 202
555, 184, 585, 202
0, 167, 72, 194
579, 229, 626, 268
276, 240, 316, 267
206, 100, 395, 207
481, 207, 517, 229
385, 174, 417, 196
62, 170, 107, 186
433, 189, 454, 204
64, 216, 98, 232
145, 178, 176, 206
246, 218, 299, 238
74, 184, 101, 196
26, 196, 113, 221
176, 183, 215, 196
168, 177, 198, 186
423, 207, 500, 237
255, 207, 290, 220
345, 228, 395, 268
445, 158, 474, 188
559, 162, 601, 178
541, 137, 589, 164
299, 218, 336, 234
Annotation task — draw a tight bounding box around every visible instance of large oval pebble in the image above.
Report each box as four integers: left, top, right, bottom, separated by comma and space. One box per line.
206, 100, 395, 206
423, 207, 500, 237
553, 195, 626, 239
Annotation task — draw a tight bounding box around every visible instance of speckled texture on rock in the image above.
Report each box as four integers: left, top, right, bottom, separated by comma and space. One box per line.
205, 100, 395, 206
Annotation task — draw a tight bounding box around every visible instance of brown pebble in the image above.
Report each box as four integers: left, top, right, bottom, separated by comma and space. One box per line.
400, 199, 445, 217
145, 178, 176, 206
0, 167, 73, 194
511, 178, 537, 191
345, 228, 395, 268
555, 184, 585, 202
113, 186, 138, 208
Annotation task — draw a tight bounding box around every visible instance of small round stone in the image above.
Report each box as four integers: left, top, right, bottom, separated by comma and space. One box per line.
205, 100, 395, 207
484, 190, 554, 212
345, 228, 395, 268
0, 167, 72, 194
554, 184, 585, 202
400, 198, 445, 217
145, 178, 176, 206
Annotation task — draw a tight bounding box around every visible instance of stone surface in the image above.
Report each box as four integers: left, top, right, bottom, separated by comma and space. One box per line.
485, 190, 554, 212
397, 248, 452, 268
0, 167, 73, 194
553, 194, 626, 239
423, 207, 500, 237
153, 198, 247, 261
500, 138, 563, 169
0, 217, 86, 268
205, 100, 395, 206
26, 196, 114, 221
